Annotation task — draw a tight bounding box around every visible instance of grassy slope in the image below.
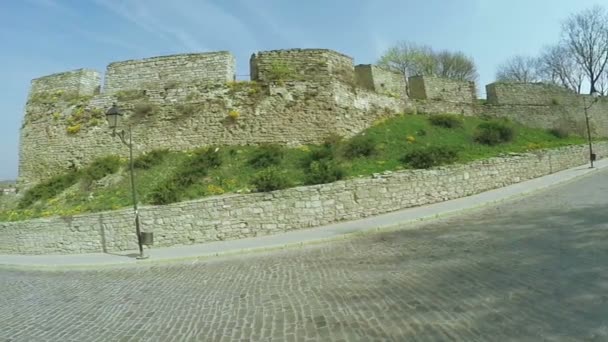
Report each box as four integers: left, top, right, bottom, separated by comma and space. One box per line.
0, 114, 588, 221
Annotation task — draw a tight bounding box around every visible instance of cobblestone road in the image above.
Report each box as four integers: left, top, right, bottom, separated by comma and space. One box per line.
2, 169, 608, 341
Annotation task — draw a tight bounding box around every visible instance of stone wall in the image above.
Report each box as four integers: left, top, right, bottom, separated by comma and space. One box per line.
408, 100, 479, 116
354, 65, 406, 97
2, 142, 605, 255
250, 49, 355, 85
486, 82, 578, 105
483, 82, 608, 137
103, 52, 236, 94
29, 69, 100, 98
18, 80, 402, 187
409, 76, 476, 103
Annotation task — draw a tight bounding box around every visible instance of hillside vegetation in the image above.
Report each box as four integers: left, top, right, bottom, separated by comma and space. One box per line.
1, 114, 588, 222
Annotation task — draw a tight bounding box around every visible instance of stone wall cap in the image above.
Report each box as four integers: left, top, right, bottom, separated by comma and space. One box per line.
253, 48, 353, 61
107, 51, 234, 67
31, 68, 100, 82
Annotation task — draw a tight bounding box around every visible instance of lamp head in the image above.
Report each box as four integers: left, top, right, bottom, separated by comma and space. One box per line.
105, 103, 123, 130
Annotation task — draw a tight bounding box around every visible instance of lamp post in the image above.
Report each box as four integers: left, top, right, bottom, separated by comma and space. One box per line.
583, 92, 600, 168
105, 103, 148, 259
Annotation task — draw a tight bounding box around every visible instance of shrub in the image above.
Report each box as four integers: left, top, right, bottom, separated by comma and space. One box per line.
251, 168, 290, 192
248, 144, 284, 168
548, 128, 569, 139
428, 114, 463, 128
66, 124, 82, 135
132, 102, 157, 118
177, 147, 221, 185
267, 61, 297, 81
474, 121, 514, 146
401, 146, 458, 169
133, 149, 170, 170
228, 110, 240, 120
344, 135, 376, 159
18, 171, 81, 209
116, 90, 146, 101
82, 156, 122, 183
148, 147, 222, 204
148, 179, 181, 205
206, 184, 225, 195
322, 133, 343, 149
305, 160, 345, 185
302, 145, 334, 166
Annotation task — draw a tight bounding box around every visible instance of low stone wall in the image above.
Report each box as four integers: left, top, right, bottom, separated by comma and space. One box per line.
2, 142, 606, 255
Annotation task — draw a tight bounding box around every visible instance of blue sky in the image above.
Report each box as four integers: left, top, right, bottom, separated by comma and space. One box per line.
0, 0, 602, 180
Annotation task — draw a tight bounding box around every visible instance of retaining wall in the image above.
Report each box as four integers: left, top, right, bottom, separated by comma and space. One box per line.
2, 142, 605, 255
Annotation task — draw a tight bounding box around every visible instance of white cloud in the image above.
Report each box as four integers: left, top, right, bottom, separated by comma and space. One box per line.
92, 0, 263, 52
237, 0, 316, 48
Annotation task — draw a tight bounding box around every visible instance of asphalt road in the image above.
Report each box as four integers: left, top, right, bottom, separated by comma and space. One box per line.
1, 169, 608, 341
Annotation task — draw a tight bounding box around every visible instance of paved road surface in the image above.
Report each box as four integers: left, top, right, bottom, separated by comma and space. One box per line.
1, 169, 608, 341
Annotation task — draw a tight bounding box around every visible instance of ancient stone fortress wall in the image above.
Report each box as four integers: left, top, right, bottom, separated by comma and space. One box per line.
103, 51, 236, 94
486, 82, 579, 105
354, 64, 406, 97
250, 49, 355, 85
18, 48, 403, 187
484, 82, 608, 137
409, 76, 476, 103
2, 143, 604, 255
29, 69, 100, 98
402, 76, 478, 116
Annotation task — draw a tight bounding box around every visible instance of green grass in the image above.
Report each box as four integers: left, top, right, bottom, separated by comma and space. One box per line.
0, 114, 590, 222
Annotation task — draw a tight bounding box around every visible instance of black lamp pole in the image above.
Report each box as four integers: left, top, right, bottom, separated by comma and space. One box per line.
106, 104, 146, 259
583, 94, 599, 169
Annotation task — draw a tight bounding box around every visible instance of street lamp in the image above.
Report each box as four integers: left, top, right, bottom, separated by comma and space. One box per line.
583, 92, 600, 168
105, 103, 150, 259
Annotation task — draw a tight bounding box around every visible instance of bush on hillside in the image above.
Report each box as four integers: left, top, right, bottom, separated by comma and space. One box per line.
401, 146, 458, 169
133, 149, 171, 170
428, 114, 464, 128
305, 160, 346, 185
147, 147, 222, 204
82, 156, 123, 183
344, 135, 376, 159
548, 128, 569, 139
474, 121, 514, 145
18, 171, 81, 209
248, 144, 284, 169
191, 146, 222, 169
251, 167, 290, 192
148, 179, 181, 205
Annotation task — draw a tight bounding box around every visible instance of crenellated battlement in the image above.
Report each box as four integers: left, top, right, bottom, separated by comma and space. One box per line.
104, 51, 236, 94
29, 69, 101, 99
27, 48, 407, 98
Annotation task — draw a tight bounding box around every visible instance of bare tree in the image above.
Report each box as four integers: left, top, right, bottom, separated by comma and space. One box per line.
495, 55, 540, 82
434, 50, 478, 82
378, 41, 478, 95
537, 44, 584, 93
377, 41, 435, 95
597, 70, 608, 95
561, 5, 608, 94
